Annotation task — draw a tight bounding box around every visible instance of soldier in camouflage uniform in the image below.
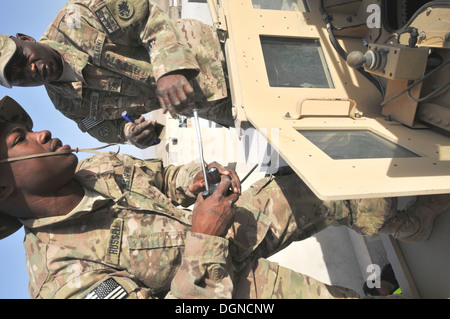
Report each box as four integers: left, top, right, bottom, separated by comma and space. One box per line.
0, 0, 231, 148
1, 96, 449, 299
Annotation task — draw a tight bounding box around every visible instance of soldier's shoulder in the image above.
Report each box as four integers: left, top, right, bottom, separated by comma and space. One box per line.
76, 152, 125, 171
83, 0, 149, 20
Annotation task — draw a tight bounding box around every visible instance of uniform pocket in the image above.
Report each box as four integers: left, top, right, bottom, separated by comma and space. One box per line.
127, 231, 186, 249
127, 231, 186, 293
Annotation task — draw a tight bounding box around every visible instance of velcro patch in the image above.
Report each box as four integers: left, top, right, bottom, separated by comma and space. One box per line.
95, 5, 120, 34
84, 278, 128, 299
116, 0, 134, 20
89, 92, 99, 119
121, 156, 135, 191
107, 218, 123, 265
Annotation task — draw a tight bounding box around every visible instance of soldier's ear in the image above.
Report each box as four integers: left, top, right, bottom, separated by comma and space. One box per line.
0, 185, 14, 203
15, 33, 36, 43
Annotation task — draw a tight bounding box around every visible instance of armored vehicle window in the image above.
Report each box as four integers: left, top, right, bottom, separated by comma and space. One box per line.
260, 37, 334, 88
252, 0, 310, 12
297, 130, 420, 159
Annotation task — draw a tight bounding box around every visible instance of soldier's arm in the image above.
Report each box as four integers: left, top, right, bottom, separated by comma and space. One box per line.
138, 0, 200, 81
96, 0, 199, 117
74, 117, 128, 144
139, 0, 199, 117
162, 161, 241, 207
162, 161, 203, 207
81, 152, 202, 207
171, 176, 239, 298
73, 116, 162, 148
95, 0, 200, 82
170, 232, 233, 298
82, 0, 199, 81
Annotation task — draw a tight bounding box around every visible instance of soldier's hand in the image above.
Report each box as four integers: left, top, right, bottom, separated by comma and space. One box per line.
156, 73, 195, 118
124, 116, 159, 149
191, 175, 239, 237
188, 161, 241, 195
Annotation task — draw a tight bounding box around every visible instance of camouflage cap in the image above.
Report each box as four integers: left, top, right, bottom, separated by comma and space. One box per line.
0, 214, 22, 240
0, 95, 33, 239
0, 95, 33, 130
0, 35, 17, 89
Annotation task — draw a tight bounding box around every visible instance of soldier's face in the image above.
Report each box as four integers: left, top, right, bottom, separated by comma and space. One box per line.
5, 34, 63, 87
0, 123, 78, 195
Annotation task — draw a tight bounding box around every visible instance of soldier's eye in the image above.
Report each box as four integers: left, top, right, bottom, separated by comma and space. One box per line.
13, 135, 25, 146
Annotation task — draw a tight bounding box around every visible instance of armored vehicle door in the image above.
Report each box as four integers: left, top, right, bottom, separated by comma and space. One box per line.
209, 0, 450, 200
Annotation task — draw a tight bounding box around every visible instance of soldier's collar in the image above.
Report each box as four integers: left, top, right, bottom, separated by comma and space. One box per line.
20, 188, 111, 229
57, 58, 83, 82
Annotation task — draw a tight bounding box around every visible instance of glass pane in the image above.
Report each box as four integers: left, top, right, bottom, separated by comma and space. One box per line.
260, 37, 334, 88
297, 130, 420, 159
252, 0, 309, 12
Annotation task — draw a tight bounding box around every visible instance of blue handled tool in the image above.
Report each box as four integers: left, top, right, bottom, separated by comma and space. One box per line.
121, 111, 135, 124
122, 111, 161, 145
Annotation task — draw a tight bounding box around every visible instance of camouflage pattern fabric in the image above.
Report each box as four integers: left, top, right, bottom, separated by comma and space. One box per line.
224, 174, 395, 298
22, 153, 404, 299
39, 0, 230, 143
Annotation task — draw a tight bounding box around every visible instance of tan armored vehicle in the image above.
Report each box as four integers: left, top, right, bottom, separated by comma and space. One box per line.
155, 0, 449, 298
200, 0, 449, 298
206, 0, 449, 201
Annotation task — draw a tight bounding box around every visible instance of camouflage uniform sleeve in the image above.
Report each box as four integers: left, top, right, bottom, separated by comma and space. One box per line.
77, 152, 202, 206
162, 161, 203, 207
139, 0, 200, 81
80, 118, 128, 144
52, 271, 159, 299
87, 0, 199, 81
170, 232, 233, 299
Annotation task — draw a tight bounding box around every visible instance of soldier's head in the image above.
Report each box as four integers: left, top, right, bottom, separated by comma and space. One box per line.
0, 34, 63, 88
0, 96, 78, 239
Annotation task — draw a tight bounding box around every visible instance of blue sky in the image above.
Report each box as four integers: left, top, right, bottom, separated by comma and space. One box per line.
0, 0, 145, 299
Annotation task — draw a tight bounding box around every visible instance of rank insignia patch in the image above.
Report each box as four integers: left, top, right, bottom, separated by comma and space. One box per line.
116, 0, 134, 20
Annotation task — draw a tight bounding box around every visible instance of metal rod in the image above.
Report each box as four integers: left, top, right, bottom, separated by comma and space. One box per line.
207, 0, 220, 29
239, 164, 258, 184
193, 109, 210, 194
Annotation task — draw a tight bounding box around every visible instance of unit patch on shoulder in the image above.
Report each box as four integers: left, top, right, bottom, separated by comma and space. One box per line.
84, 278, 128, 299
116, 0, 134, 20
96, 125, 112, 139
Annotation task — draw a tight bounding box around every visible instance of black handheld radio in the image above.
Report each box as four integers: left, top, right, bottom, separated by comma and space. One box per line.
192, 108, 258, 199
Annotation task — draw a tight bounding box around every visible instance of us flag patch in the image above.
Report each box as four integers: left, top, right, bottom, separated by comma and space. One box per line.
83, 278, 128, 299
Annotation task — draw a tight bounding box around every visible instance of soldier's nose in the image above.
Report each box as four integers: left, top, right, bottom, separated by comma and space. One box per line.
36, 130, 52, 144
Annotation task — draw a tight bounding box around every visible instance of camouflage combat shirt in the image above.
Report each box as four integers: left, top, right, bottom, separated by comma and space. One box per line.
21, 153, 372, 299
40, 0, 228, 143
21, 152, 237, 299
